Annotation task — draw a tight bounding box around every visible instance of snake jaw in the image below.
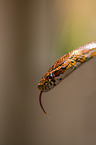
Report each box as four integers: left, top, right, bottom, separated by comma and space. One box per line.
39, 91, 47, 115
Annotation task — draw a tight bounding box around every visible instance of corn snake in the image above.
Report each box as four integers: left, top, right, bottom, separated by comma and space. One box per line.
38, 41, 96, 114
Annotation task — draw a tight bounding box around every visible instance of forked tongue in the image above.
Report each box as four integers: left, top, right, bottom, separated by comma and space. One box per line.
39, 91, 47, 115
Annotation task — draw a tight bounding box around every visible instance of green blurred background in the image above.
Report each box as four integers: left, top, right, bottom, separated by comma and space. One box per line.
0, 0, 96, 145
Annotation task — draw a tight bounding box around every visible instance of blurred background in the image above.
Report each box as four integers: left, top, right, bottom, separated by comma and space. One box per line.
0, 0, 96, 145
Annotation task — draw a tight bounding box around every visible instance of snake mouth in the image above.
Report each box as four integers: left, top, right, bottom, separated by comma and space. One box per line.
39, 91, 47, 115
38, 83, 43, 91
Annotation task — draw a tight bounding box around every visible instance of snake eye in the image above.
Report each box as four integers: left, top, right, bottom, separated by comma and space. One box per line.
47, 74, 53, 80
49, 74, 53, 79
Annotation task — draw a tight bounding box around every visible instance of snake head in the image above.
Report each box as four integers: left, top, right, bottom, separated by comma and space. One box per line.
38, 72, 56, 92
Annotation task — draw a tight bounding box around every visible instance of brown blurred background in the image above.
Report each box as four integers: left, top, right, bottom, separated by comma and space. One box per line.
0, 0, 96, 145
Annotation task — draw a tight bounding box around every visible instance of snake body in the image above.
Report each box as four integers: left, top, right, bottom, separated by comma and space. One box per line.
38, 41, 96, 114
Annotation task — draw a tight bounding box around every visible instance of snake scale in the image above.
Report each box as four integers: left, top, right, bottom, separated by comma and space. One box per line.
38, 41, 96, 114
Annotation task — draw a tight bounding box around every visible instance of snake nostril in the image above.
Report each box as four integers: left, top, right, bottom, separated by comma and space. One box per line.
38, 84, 43, 91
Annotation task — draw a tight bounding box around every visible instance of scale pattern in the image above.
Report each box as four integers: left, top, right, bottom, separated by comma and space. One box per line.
38, 41, 96, 114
